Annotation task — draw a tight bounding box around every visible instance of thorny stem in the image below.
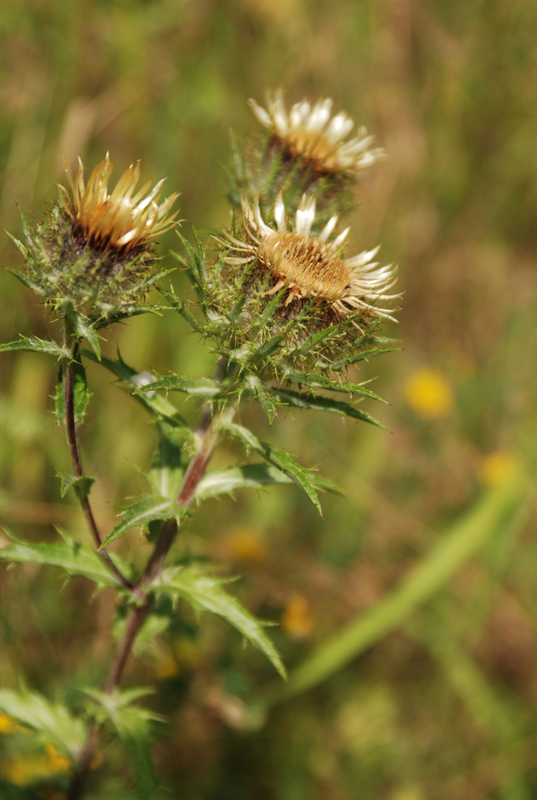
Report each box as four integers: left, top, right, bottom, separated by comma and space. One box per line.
62, 349, 134, 591
67, 358, 230, 800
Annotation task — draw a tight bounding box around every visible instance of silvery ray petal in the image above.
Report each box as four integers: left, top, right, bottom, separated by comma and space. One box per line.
307, 98, 333, 133
345, 246, 381, 268
248, 98, 273, 129
332, 227, 350, 249
289, 101, 310, 129
271, 93, 288, 135
339, 135, 376, 155
325, 113, 354, 143
274, 193, 287, 232
295, 196, 316, 236
318, 215, 339, 242
253, 196, 274, 237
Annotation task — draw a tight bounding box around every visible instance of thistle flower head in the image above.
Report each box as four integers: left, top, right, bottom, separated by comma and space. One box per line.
13, 155, 180, 326
222, 192, 397, 324
207, 193, 398, 374
58, 153, 180, 252
248, 90, 385, 176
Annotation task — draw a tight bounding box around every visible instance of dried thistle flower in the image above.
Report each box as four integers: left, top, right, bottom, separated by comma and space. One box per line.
58, 153, 180, 252
221, 193, 396, 323
10, 155, 180, 326
205, 193, 398, 374
248, 90, 385, 176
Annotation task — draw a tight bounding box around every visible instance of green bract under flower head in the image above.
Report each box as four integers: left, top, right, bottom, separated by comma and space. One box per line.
11, 155, 180, 324
204, 193, 398, 375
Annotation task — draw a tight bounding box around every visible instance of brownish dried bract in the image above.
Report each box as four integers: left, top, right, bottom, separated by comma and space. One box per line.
58, 153, 180, 252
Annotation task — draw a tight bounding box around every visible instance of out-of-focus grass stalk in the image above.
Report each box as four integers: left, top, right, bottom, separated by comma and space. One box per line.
270, 468, 530, 703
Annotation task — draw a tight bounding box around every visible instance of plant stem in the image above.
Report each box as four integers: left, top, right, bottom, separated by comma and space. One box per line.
63, 354, 134, 591
67, 390, 230, 799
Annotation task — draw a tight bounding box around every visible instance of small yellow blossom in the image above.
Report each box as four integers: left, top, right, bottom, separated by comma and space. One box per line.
223, 528, 268, 565
0, 713, 20, 734
404, 368, 453, 419
479, 451, 520, 487
3, 744, 69, 786
281, 593, 315, 638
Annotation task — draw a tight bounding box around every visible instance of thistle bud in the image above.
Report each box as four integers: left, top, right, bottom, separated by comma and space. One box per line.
11, 154, 180, 324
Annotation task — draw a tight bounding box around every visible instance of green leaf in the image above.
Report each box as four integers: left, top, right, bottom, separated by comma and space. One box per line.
332, 345, 399, 370
275, 467, 531, 702
220, 421, 324, 514
135, 374, 223, 398
195, 464, 342, 502
0, 532, 128, 588
282, 371, 386, 402
270, 387, 386, 429
58, 473, 96, 501
153, 565, 286, 678
0, 336, 67, 358
243, 375, 278, 423
82, 349, 194, 439
160, 285, 206, 332
148, 434, 184, 500
72, 359, 90, 424
102, 495, 189, 548
0, 688, 86, 760
68, 312, 101, 359
83, 688, 162, 799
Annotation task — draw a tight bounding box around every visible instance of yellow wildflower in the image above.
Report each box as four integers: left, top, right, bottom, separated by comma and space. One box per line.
281, 593, 315, 638
479, 451, 520, 487
404, 368, 453, 419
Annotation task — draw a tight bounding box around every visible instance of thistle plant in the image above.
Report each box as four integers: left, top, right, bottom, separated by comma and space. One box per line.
0, 92, 398, 799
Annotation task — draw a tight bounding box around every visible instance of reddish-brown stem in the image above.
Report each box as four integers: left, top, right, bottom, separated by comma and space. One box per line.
63, 357, 134, 591
67, 386, 228, 799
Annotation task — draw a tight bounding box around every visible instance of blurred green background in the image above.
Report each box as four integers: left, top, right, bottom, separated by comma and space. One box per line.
2, 0, 537, 798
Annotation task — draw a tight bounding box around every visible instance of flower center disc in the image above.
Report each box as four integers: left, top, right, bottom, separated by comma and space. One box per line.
260, 232, 350, 303
285, 131, 340, 173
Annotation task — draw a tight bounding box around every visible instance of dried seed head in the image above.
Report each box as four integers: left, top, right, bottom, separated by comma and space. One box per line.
249, 90, 386, 176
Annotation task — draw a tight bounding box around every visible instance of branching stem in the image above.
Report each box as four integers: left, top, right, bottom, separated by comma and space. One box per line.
67, 358, 230, 800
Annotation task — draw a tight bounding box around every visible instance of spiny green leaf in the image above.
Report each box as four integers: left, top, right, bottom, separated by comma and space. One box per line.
153, 565, 286, 678
195, 464, 342, 501
135, 374, 223, 398
243, 375, 278, 422
270, 387, 386, 429
282, 371, 386, 402
58, 473, 96, 501
68, 312, 101, 359
332, 345, 399, 369
0, 337, 67, 358
0, 532, 128, 588
0, 688, 86, 760
83, 688, 162, 799
219, 421, 324, 514
72, 358, 90, 424
148, 434, 185, 500
102, 495, 189, 548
